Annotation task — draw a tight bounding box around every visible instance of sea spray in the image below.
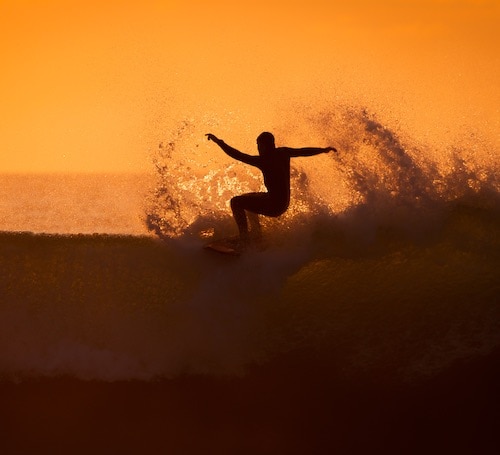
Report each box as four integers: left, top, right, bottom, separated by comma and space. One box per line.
147, 104, 499, 243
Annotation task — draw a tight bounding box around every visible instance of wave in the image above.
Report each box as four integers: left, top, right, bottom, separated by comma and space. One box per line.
1, 105, 498, 382
146, 105, 499, 243
1, 200, 498, 382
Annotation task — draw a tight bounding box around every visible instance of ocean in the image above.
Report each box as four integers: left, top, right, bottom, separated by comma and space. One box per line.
0, 173, 150, 235
1, 108, 499, 453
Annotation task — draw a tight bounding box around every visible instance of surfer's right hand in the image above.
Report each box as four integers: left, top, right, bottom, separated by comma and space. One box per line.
206, 133, 219, 142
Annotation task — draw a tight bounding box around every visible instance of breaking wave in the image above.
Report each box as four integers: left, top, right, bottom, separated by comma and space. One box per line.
146, 104, 499, 244
1, 105, 498, 382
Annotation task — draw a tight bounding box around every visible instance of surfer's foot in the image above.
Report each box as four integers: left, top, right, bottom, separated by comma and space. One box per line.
238, 236, 250, 249
237, 234, 266, 252
249, 231, 263, 244
235, 232, 253, 251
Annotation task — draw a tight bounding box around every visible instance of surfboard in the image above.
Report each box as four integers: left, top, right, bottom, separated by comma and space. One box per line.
204, 237, 243, 256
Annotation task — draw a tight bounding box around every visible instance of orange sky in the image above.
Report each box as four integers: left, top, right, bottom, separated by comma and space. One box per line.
0, 0, 498, 172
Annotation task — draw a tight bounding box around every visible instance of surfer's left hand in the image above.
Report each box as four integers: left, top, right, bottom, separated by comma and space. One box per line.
324, 147, 337, 153
206, 133, 219, 142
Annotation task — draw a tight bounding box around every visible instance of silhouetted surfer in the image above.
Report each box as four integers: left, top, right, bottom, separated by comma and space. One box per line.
206, 132, 337, 245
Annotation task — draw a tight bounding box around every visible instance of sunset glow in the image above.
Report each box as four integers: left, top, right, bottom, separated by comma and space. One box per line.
1, 4, 500, 452
1, 0, 498, 173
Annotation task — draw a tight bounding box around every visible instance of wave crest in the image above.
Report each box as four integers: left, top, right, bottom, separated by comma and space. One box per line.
146, 105, 499, 244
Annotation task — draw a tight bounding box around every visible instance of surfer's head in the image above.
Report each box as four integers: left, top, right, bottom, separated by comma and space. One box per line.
257, 132, 275, 155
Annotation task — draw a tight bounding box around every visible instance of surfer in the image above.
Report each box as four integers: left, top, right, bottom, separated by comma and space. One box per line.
206, 132, 337, 245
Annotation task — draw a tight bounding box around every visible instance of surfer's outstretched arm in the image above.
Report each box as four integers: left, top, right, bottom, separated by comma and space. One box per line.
287, 146, 337, 157
206, 134, 260, 167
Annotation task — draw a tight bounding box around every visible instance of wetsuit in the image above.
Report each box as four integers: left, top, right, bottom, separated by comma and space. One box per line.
210, 136, 332, 240
215, 140, 292, 218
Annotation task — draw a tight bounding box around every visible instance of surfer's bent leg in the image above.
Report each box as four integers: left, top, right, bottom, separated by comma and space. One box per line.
230, 195, 251, 241
247, 211, 262, 240
230, 193, 286, 242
